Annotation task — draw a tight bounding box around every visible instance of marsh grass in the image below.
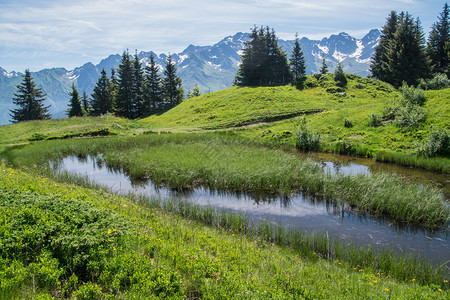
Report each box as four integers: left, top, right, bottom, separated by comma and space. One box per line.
37, 169, 449, 287
8, 133, 448, 227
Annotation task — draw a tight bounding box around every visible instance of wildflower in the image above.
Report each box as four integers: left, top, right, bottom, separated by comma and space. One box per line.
374, 281, 377, 283
338, 262, 341, 265
123, 204, 127, 207
107, 229, 112, 234
438, 289, 442, 292
369, 283, 373, 286
411, 278, 415, 282
385, 289, 389, 291
444, 280, 448, 283
185, 254, 189, 257
192, 256, 197, 260
113, 247, 116, 251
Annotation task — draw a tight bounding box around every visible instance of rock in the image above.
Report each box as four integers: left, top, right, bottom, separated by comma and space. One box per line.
356, 83, 365, 89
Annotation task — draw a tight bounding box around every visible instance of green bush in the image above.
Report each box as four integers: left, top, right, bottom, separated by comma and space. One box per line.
73, 282, 104, 300
417, 127, 450, 157
394, 102, 426, 128
399, 83, 426, 106
368, 113, 381, 127
343, 118, 353, 128
29, 133, 47, 141
418, 73, 450, 90
294, 117, 320, 152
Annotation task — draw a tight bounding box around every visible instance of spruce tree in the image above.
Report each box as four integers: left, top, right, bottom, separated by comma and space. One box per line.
132, 50, 145, 118
334, 61, 347, 87
110, 68, 118, 109
386, 13, 430, 87
116, 50, 136, 118
370, 11, 398, 81
290, 34, 306, 79
143, 53, 162, 114
67, 83, 84, 117
428, 3, 449, 75
10, 69, 50, 123
236, 26, 291, 86
319, 57, 328, 74
90, 69, 113, 116
162, 55, 184, 108
81, 90, 90, 115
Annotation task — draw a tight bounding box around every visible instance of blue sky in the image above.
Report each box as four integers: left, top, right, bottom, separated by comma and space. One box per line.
0, 0, 446, 72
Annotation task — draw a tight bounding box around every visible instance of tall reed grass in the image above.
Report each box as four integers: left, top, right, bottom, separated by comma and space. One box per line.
5, 132, 449, 227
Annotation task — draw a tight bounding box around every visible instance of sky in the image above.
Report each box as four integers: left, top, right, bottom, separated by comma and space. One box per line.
0, 0, 447, 72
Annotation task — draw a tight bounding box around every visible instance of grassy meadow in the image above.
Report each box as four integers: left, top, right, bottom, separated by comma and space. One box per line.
0, 74, 449, 298
0, 166, 448, 299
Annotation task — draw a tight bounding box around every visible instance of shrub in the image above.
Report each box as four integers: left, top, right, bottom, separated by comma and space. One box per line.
394, 103, 426, 128
368, 113, 381, 127
418, 73, 450, 90
399, 83, 426, 106
73, 282, 104, 300
417, 127, 450, 157
294, 117, 320, 152
29, 133, 47, 141
343, 118, 353, 128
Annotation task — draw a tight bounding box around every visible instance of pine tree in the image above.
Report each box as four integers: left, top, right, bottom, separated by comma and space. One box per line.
67, 83, 84, 117
290, 34, 306, 80
386, 13, 430, 87
428, 3, 450, 75
116, 50, 136, 118
110, 68, 118, 109
143, 53, 162, 114
81, 90, 90, 115
334, 61, 347, 87
90, 69, 113, 116
236, 26, 291, 86
132, 50, 145, 118
162, 54, 184, 108
370, 11, 398, 80
10, 69, 50, 123
371, 11, 430, 86
319, 57, 328, 74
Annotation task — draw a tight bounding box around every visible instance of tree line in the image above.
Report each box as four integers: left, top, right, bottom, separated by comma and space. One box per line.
10, 50, 184, 123
370, 3, 449, 87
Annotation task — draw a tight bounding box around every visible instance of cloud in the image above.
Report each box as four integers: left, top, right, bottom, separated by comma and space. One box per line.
0, 0, 443, 71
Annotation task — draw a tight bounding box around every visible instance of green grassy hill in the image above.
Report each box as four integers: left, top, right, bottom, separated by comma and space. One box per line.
143, 75, 449, 171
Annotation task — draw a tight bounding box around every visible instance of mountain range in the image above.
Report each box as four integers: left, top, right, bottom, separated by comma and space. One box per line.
0, 29, 380, 125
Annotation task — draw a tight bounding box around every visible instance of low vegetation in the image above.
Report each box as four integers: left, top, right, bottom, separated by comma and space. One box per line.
0, 166, 448, 299
4, 133, 447, 228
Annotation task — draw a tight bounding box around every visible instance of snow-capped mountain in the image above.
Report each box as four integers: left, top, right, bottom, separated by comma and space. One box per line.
0, 29, 380, 125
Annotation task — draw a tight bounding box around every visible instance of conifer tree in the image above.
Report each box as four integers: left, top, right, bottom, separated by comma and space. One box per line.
110, 68, 118, 109
67, 83, 84, 117
371, 11, 430, 86
162, 54, 184, 108
334, 61, 347, 87
319, 57, 328, 74
90, 69, 113, 116
116, 50, 136, 118
370, 11, 398, 80
10, 69, 50, 123
81, 90, 90, 115
143, 53, 162, 114
132, 50, 145, 118
386, 13, 430, 87
236, 26, 291, 86
290, 34, 306, 80
428, 3, 449, 75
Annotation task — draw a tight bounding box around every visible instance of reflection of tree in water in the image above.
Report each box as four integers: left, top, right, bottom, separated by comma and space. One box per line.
333, 162, 342, 174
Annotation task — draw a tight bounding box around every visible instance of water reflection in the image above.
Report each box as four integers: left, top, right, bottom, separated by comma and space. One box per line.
52, 155, 449, 265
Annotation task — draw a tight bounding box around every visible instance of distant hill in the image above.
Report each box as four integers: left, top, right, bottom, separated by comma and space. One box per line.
0, 29, 380, 125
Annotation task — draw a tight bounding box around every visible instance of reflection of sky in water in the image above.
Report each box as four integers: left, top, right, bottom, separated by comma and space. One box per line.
54, 156, 449, 265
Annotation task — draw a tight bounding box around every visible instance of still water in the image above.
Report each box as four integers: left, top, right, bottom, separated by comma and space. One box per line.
53, 155, 449, 265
